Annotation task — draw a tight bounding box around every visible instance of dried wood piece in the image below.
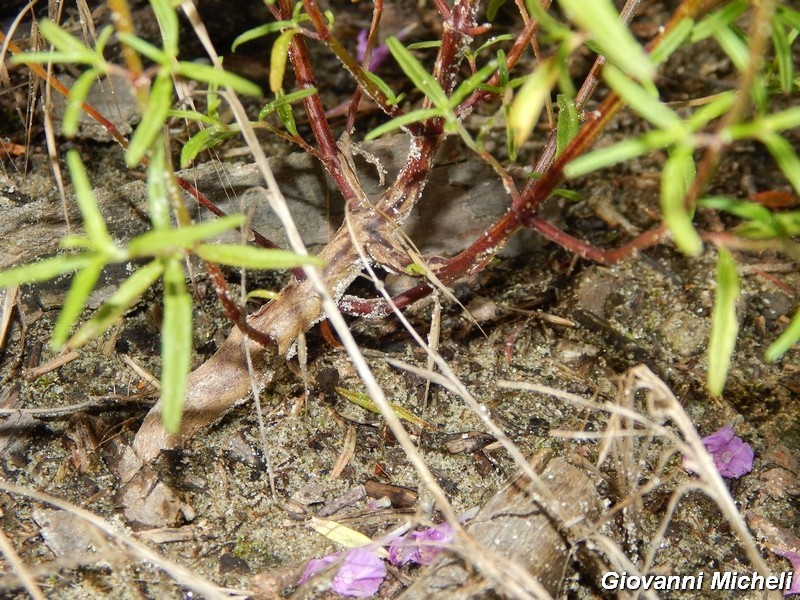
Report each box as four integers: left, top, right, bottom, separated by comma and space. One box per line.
364, 481, 418, 509
400, 453, 602, 599
317, 485, 367, 518
330, 425, 357, 480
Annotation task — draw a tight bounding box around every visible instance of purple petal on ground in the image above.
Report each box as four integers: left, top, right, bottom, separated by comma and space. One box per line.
297, 552, 340, 585
388, 534, 421, 566
410, 522, 454, 564
772, 546, 800, 596
331, 547, 387, 597
701, 425, 754, 479
388, 522, 454, 566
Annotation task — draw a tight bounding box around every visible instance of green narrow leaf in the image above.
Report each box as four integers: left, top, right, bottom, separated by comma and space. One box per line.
179, 126, 239, 168
161, 257, 192, 434
760, 132, 800, 197
707, 248, 740, 395
487, 0, 507, 21
770, 17, 793, 93
0, 254, 93, 287
176, 62, 262, 97
51, 256, 105, 349
603, 64, 681, 130
150, 0, 179, 57
727, 108, 800, 139
497, 49, 509, 87
66, 151, 115, 251
559, 0, 654, 81
555, 95, 580, 157
126, 70, 173, 167
128, 215, 246, 256
93, 25, 116, 57
507, 57, 558, 148
661, 146, 702, 256
386, 37, 449, 109
691, 0, 748, 42
685, 92, 737, 131
765, 308, 800, 362
473, 35, 515, 57
406, 41, 443, 51
762, 107, 800, 133
258, 87, 317, 120
148, 141, 171, 229
270, 29, 298, 94
232, 20, 295, 52
167, 109, 216, 125
37, 19, 96, 63
364, 108, 443, 141
116, 32, 168, 64
9, 51, 87, 65
523, 0, 561, 31
361, 72, 400, 106
565, 128, 679, 177
700, 196, 774, 223
59, 236, 93, 249
275, 91, 300, 136
63, 69, 99, 137
777, 6, 800, 31
245, 289, 280, 301
68, 260, 164, 348
713, 25, 749, 72
650, 17, 694, 66
450, 58, 498, 107
195, 244, 323, 269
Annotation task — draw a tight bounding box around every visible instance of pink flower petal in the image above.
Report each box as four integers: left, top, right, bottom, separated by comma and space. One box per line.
331, 547, 386, 597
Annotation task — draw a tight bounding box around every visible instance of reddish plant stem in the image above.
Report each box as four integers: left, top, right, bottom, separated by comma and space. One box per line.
296, 0, 404, 124
341, 0, 722, 317
345, 0, 383, 134
377, 0, 478, 219
203, 261, 275, 347
439, 0, 719, 282
267, 0, 359, 205
522, 0, 640, 197
340, 282, 432, 318
433, 0, 452, 21
432, 0, 478, 98
174, 179, 279, 250
432, 92, 624, 285
525, 219, 668, 264
455, 13, 542, 119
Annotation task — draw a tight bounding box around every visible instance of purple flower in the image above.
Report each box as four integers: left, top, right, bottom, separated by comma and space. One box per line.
772, 546, 800, 596
700, 425, 754, 479
331, 547, 386, 597
388, 522, 454, 566
356, 30, 390, 72
356, 25, 415, 72
297, 552, 340, 586
297, 547, 386, 597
